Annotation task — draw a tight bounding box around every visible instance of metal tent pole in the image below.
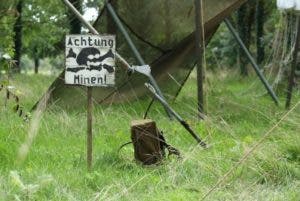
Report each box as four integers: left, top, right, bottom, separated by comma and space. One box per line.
224, 18, 280, 106
145, 83, 207, 147
106, 2, 145, 65
105, 1, 173, 119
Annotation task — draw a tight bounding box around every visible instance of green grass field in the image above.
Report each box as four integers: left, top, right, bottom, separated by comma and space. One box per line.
0, 71, 299, 200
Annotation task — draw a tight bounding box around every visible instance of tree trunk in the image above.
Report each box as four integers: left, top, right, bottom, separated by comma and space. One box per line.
237, 1, 256, 76
68, 0, 82, 34
13, 0, 23, 73
247, 2, 256, 44
237, 4, 249, 76
256, 0, 265, 65
34, 57, 39, 74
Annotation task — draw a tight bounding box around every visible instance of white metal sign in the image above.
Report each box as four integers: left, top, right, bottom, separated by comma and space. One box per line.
65, 35, 115, 86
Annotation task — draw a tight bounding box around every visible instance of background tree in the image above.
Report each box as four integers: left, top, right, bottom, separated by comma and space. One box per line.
22, 0, 67, 73
13, 0, 23, 73
0, 1, 18, 75
256, 0, 265, 65
237, 1, 256, 76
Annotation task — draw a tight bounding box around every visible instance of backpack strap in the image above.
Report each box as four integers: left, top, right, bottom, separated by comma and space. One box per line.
166, 144, 181, 157
158, 131, 181, 158
118, 141, 132, 153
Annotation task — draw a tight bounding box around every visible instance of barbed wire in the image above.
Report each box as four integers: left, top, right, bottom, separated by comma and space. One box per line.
0, 83, 30, 121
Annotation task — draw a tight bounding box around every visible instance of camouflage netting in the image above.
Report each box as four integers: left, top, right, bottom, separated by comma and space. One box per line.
37, 0, 247, 111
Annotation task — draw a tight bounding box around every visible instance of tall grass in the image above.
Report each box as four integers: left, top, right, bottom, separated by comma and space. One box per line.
0, 72, 299, 200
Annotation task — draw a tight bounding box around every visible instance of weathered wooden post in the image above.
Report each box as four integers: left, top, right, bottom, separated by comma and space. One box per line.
87, 87, 93, 170
194, 0, 205, 117
65, 35, 116, 171
286, 16, 300, 109
276, 0, 300, 108
63, 0, 117, 171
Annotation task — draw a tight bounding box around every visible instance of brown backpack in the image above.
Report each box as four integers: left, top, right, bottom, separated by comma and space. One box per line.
130, 119, 180, 165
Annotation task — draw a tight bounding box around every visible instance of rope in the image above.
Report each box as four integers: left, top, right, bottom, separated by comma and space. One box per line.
113, 10, 168, 54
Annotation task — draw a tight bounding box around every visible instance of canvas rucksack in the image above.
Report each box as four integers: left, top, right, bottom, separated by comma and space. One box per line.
129, 119, 180, 165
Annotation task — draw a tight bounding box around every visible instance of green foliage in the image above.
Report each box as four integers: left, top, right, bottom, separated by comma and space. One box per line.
205, 1, 281, 72
0, 56, 15, 89
0, 1, 17, 59
1, 0, 68, 73
206, 24, 239, 70
22, 0, 68, 63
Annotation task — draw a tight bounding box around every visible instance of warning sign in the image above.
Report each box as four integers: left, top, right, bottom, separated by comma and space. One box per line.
65, 35, 116, 86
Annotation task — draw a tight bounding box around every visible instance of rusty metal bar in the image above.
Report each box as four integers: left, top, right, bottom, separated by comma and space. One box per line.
225, 18, 280, 105
145, 83, 207, 147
